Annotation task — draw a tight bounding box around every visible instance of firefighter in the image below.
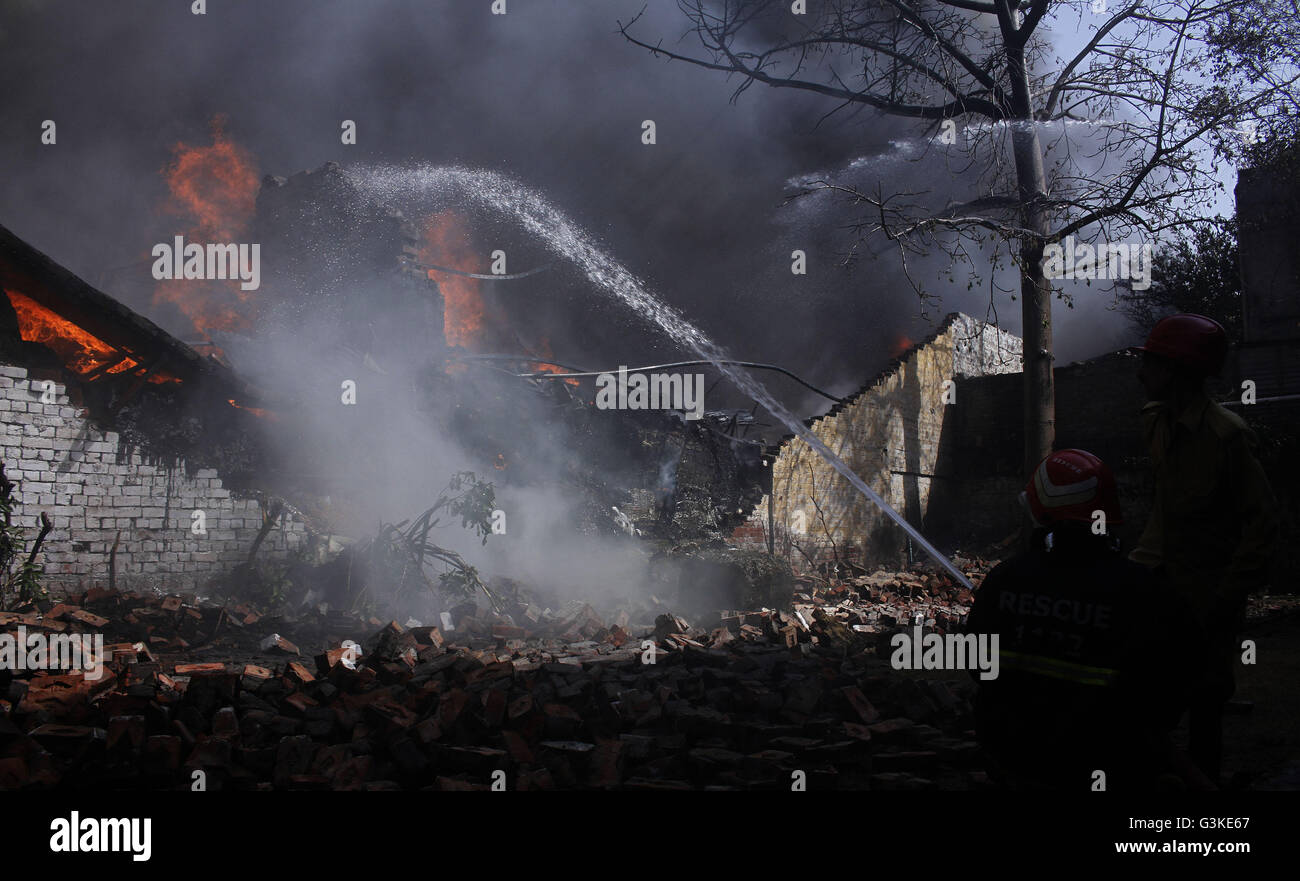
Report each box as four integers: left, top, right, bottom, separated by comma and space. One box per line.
967, 449, 1204, 790
1130, 313, 1279, 783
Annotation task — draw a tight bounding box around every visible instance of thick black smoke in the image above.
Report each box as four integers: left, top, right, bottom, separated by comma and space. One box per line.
0, 0, 1128, 423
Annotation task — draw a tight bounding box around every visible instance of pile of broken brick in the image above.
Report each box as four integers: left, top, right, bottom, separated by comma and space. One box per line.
0, 560, 1007, 790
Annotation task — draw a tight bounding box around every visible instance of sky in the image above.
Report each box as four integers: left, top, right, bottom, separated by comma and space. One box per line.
0, 0, 1249, 418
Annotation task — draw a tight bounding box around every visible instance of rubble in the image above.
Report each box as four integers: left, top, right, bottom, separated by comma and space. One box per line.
0, 560, 1009, 790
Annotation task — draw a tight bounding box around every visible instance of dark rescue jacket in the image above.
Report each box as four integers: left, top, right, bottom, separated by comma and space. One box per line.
966, 530, 1203, 790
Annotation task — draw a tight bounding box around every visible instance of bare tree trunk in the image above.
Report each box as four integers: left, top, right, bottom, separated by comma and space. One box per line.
1006, 35, 1056, 479
1017, 234, 1055, 479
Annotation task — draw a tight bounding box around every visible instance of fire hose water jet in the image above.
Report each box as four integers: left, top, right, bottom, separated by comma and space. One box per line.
349, 164, 975, 592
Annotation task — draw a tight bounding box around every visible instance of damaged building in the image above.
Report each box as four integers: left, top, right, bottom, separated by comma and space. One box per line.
0, 162, 774, 605
736, 170, 1299, 576
0, 152, 1295, 794
0, 222, 310, 595
736, 313, 1022, 571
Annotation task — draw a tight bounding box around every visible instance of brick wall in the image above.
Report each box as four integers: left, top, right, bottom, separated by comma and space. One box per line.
945, 350, 1155, 547
1, 363, 310, 594
756, 314, 1021, 569
737, 325, 1296, 575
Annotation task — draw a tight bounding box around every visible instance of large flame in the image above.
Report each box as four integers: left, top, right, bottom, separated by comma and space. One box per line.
6, 289, 177, 384
418, 211, 494, 350
152, 117, 259, 337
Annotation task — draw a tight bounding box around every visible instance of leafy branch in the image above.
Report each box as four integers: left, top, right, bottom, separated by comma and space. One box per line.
0, 462, 50, 607
353, 472, 501, 613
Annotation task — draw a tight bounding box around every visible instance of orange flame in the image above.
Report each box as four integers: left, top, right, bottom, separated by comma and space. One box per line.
227, 398, 277, 421
531, 338, 579, 387
152, 117, 259, 337
7, 289, 133, 374
6, 289, 178, 384
530, 361, 573, 380
888, 333, 915, 359
418, 211, 497, 350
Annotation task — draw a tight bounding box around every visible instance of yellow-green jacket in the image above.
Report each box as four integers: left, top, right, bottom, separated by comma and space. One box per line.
1129, 394, 1279, 621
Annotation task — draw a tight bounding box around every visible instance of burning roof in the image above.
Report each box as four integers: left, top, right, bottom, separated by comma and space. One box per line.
0, 221, 279, 489
0, 221, 260, 402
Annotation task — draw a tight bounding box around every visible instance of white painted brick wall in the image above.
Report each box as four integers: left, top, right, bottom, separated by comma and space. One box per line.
0, 363, 310, 594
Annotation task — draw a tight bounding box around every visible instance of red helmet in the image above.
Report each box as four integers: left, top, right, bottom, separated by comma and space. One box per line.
1138, 313, 1228, 375
1023, 449, 1123, 527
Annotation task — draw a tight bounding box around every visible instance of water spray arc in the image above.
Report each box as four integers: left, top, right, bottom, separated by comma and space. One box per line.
351, 164, 975, 592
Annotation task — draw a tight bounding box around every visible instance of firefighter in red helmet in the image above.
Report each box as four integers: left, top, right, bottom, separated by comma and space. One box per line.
1131, 314, 1278, 783
967, 450, 1206, 790
1022, 447, 1124, 528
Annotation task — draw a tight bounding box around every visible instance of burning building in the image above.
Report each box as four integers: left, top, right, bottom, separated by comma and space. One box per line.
1, 165, 1295, 799
0, 159, 774, 604
0, 221, 309, 594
